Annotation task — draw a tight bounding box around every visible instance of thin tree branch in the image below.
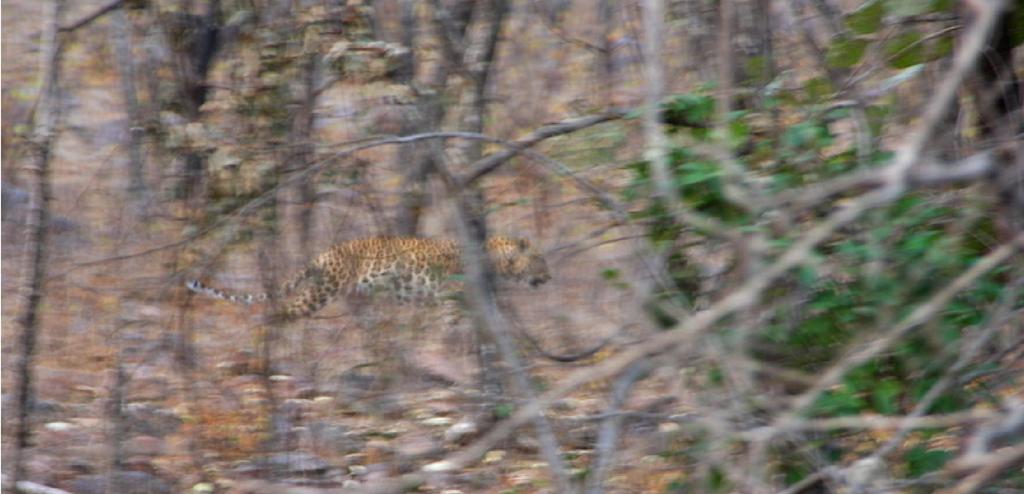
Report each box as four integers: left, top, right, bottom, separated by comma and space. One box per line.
844, 274, 1024, 493
110, 7, 147, 198
770, 232, 1022, 434
745, 409, 1002, 437
59, 0, 124, 32
527, 0, 607, 53
936, 443, 1024, 494
641, 0, 674, 211
585, 360, 655, 494
48, 117, 622, 280
422, 4, 1006, 470
460, 111, 626, 184
9, 0, 64, 490
443, 171, 574, 492
0, 476, 73, 494
769, 151, 997, 209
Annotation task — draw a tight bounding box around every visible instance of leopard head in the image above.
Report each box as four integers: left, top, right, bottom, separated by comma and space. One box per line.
487, 236, 551, 287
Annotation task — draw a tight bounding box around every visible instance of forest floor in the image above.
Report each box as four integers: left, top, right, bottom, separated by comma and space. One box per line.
0, 2, 695, 493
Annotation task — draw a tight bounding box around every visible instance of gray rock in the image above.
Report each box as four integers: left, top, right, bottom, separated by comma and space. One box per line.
262, 452, 332, 476
443, 420, 478, 444
123, 403, 182, 437
69, 471, 171, 494
123, 435, 165, 457
394, 433, 441, 459
2, 395, 65, 421
305, 422, 365, 455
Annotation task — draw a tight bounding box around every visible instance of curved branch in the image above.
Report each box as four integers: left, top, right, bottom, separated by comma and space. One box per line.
423, 2, 1008, 471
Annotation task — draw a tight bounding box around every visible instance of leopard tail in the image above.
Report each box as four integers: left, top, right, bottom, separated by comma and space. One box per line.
185, 279, 270, 305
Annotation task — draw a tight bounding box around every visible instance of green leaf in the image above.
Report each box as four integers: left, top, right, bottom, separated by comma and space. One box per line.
797, 265, 819, 287
883, 30, 926, 68
826, 37, 869, 69
782, 121, 830, 150
663, 93, 715, 129
729, 118, 751, 146
493, 403, 514, 419
815, 386, 867, 416
846, 0, 885, 35
708, 365, 724, 385
804, 77, 835, 103
1011, 4, 1024, 46
902, 230, 941, 257
885, 0, 932, 17
872, 379, 902, 414
906, 446, 953, 477
676, 161, 721, 185
928, 34, 954, 60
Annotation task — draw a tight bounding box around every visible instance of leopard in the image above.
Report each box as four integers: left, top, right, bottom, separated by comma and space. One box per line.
186, 236, 550, 322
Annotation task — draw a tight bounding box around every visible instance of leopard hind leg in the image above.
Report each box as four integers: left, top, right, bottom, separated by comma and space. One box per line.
279, 271, 343, 321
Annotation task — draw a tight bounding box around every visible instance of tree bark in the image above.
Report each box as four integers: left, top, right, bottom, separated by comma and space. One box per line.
964, 3, 1022, 237
642, 0, 675, 208
162, 0, 223, 200
9, 0, 64, 489
394, 0, 468, 236
448, 186, 573, 493
111, 7, 147, 198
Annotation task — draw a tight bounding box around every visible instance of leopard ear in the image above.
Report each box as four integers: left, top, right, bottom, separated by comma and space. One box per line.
516, 238, 530, 250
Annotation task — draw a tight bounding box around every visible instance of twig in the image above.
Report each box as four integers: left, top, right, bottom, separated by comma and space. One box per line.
966, 399, 1024, 460
775, 467, 837, 494
768, 151, 996, 210
527, 0, 607, 53
424, 3, 1006, 470
50, 113, 623, 280
426, 186, 885, 473
444, 177, 574, 492
936, 443, 1024, 494
507, 308, 619, 363
460, 111, 626, 184
774, 232, 1023, 430
0, 476, 73, 494
745, 409, 1002, 438
844, 273, 1024, 493
59, 0, 123, 32
585, 360, 655, 494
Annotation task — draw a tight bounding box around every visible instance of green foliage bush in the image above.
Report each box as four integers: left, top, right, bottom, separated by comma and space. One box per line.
620, 3, 1021, 484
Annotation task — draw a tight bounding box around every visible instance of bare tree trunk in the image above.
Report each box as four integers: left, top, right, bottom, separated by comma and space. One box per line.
715, 0, 735, 126
458, 0, 508, 161
257, 237, 286, 462
444, 0, 512, 414
447, 187, 573, 493
111, 7, 147, 198
641, 0, 674, 208
964, 3, 1023, 238
394, 0, 458, 236
597, 0, 617, 107
106, 344, 128, 474
584, 360, 655, 494
162, 0, 223, 200
753, 0, 775, 95
8, 0, 64, 489
291, 53, 321, 384
395, 97, 441, 236
292, 54, 319, 261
